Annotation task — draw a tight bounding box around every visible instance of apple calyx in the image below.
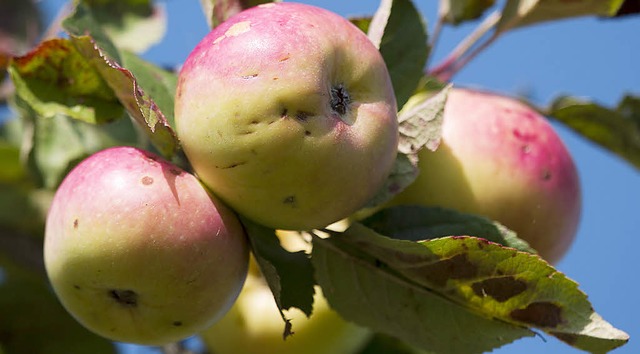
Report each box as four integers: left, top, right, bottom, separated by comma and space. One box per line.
330, 83, 351, 118
109, 289, 138, 307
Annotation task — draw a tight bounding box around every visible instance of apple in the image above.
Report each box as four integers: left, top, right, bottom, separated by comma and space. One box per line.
44, 146, 250, 345
200, 231, 371, 354
174, 2, 399, 230
391, 88, 581, 264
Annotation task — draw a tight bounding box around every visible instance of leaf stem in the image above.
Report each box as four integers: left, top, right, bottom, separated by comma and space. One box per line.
428, 10, 502, 81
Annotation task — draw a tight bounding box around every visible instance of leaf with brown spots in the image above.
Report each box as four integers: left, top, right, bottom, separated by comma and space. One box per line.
312, 223, 629, 353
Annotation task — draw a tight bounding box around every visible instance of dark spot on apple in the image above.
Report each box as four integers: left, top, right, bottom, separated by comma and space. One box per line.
279, 54, 290, 62
73, 219, 78, 229
296, 111, 314, 121
542, 169, 552, 181
471, 276, 528, 302
330, 84, 351, 116
215, 161, 247, 169
141, 176, 154, 185
305, 130, 312, 136
109, 289, 138, 307
250, 120, 259, 125
169, 168, 182, 176
414, 253, 478, 287
73, 284, 81, 290
510, 302, 563, 328
283, 195, 297, 206
241, 73, 258, 79
173, 321, 183, 327
281, 108, 288, 118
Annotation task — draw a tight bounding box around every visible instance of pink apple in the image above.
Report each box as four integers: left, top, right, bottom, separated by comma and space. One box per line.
392, 88, 581, 264
174, 2, 398, 230
44, 147, 249, 345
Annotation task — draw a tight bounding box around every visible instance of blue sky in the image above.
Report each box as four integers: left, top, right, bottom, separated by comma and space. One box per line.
36, 1, 640, 353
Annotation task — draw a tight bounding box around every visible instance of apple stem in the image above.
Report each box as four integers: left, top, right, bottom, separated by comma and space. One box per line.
428, 10, 502, 81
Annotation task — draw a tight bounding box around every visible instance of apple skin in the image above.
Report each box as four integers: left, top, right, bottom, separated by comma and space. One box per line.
44, 147, 250, 345
174, 2, 399, 230
201, 231, 371, 354
392, 88, 581, 264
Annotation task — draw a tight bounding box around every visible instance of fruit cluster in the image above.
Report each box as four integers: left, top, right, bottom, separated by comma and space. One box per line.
43, 1, 581, 351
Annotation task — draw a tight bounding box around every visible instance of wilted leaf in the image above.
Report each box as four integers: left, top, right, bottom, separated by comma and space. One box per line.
241, 217, 315, 338
368, 0, 429, 109
0, 256, 116, 354
200, 0, 276, 29
546, 94, 640, 170
314, 223, 629, 353
439, 0, 496, 25
70, 35, 179, 157
361, 205, 536, 253
78, 0, 166, 53
497, 0, 626, 33
312, 229, 534, 354
398, 84, 451, 154
9, 39, 123, 124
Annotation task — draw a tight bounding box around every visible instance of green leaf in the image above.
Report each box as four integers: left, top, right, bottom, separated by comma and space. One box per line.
546, 94, 640, 170
0, 256, 116, 354
62, 2, 121, 63
78, 0, 167, 54
241, 218, 315, 338
350, 16, 372, 33
358, 333, 426, 354
368, 0, 429, 109
314, 224, 629, 353
361, 205, 536, 253
8, 39, 123, 125
312, 228, 534, 354
439, 0, 496, 25
497, 0, 626, 33
120, 50, 178, 128
70, 35, 179, 158
200, 0, 276, 29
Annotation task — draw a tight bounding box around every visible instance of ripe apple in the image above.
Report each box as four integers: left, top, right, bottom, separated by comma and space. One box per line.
44, 146, 250, 345
391, 88, 581, 264
174, 2, 399, 230
200, 231, 371, 354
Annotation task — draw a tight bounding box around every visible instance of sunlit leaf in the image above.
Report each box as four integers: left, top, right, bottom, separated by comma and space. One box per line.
546, 94, 640, 170
497, 0, 626, 33
368, 0, 429, 109
9, 39, 123, 125
313, 223, 629, 353
439, 0, 496, 24
70, 35, 179, 157
361, 205, 536, 253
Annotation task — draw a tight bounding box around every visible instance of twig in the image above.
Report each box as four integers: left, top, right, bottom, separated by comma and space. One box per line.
41, 1, 75, 41
426, 14, 445, 68
428, 10, 502, 80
